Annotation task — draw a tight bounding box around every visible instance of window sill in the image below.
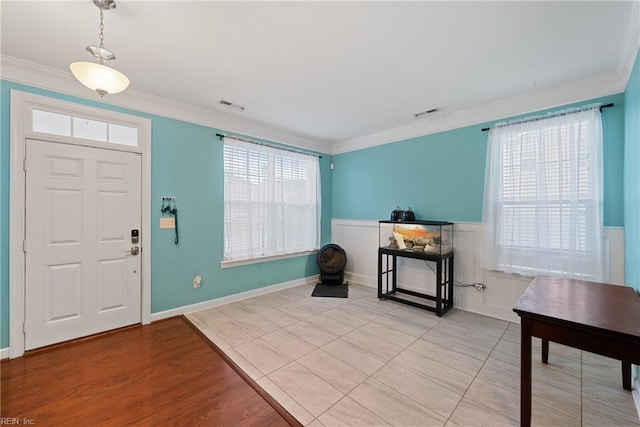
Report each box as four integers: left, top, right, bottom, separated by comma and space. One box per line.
491, 264, 596, 281
221, 250, 318, 269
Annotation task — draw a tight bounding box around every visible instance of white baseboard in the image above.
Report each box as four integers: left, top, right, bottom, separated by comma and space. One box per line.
2, 277, 318, 358
346, 272, 518, 323
345, 272, 376, 288
453, 295, 520, 323
332, 219, 624, 324
150, 275, 319, 322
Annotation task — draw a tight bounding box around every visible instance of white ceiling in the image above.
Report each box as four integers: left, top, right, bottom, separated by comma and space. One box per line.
1, 1, 637, 152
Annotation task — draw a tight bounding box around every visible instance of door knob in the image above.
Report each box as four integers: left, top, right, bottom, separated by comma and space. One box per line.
125, 246, 140, 256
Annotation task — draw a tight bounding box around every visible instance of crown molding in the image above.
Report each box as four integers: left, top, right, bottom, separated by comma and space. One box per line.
618, 0, 640, 89
0, 55, 329, 154
333, 70, 626, 155
333, 3, 639, 156
3, 49, 633, 159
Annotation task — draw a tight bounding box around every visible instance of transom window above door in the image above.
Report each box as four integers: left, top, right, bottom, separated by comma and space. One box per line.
32, 108, 138, 147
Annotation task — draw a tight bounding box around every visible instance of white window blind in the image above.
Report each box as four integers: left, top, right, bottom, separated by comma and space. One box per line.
223, 137, 320, 262
481, 107, 604, 281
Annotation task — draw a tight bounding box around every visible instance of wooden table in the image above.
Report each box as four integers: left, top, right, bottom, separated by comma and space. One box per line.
513, 276, 640, 427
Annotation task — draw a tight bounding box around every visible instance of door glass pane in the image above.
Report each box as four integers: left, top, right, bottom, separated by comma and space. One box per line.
108, 124, 138, 147
32, 109, 71, 137
73, 117, 107, 142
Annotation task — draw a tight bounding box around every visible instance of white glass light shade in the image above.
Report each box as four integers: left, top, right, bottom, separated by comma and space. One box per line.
70, 61, 130, 96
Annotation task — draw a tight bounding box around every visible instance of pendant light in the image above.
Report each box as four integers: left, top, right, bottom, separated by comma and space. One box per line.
70, 0, 130, 97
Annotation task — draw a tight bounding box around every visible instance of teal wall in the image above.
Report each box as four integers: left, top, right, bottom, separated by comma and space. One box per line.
0, 76, 631, 350
0, 80, 332, 348
624, 50, 640, 291
332, 93, 625, 227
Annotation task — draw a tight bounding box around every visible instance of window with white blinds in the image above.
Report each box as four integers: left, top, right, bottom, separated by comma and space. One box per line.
223, 137, 320, 263
481, 107, 604, 281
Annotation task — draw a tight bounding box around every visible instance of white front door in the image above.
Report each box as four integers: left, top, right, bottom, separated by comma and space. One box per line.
25, 139, 142, 350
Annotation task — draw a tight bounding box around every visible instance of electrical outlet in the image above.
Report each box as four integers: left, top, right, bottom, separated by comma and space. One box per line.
474, 283, 487, 292
160, 217, 175, 229
193, 276, 202, 288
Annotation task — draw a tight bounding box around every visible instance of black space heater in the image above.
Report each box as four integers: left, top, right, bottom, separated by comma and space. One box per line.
312, 244, 348, 298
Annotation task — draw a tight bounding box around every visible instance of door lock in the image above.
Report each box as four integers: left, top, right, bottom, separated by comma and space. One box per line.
125, 246, 140, 256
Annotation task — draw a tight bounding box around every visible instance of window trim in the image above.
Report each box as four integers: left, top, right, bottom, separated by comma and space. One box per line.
27, 102, 144, 154
220, 250, 318, 269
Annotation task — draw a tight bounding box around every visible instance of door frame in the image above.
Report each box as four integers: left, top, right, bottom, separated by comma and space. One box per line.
9, 90, 152, 358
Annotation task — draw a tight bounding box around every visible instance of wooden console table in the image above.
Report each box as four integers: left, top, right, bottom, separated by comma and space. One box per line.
378, 247, 453, 316
513, 276, 640, 426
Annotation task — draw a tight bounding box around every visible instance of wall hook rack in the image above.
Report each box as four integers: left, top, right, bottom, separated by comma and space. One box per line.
160, 196, 179, 246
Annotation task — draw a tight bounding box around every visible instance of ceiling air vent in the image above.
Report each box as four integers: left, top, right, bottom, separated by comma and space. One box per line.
414, 108, 439, 119
219, 99, 246, 112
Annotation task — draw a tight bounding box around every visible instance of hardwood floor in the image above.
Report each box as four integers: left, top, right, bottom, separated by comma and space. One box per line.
1, 317, 297, 426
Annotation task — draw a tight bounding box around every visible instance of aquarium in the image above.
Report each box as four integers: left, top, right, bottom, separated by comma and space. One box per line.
379, 220, 453, 256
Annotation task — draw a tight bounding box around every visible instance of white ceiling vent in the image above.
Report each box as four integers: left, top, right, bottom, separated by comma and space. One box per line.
219, 99, 246, 112
414, 108, 439, 119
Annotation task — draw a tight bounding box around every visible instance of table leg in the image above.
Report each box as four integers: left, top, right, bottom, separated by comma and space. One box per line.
448, 256, 454, 307
521, 319, 532, 427
436, 260, 442, 317
623, 360, 632, 391
542, 339, 549, 364
378, 251, 383, 299
392, 255, 397, 294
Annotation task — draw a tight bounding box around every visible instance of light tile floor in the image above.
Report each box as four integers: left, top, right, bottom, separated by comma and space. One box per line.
186, 283, 639, 426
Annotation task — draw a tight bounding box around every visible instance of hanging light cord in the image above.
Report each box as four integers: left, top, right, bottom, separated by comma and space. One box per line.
98, 10, 105, 63
99, 10, 105, 48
